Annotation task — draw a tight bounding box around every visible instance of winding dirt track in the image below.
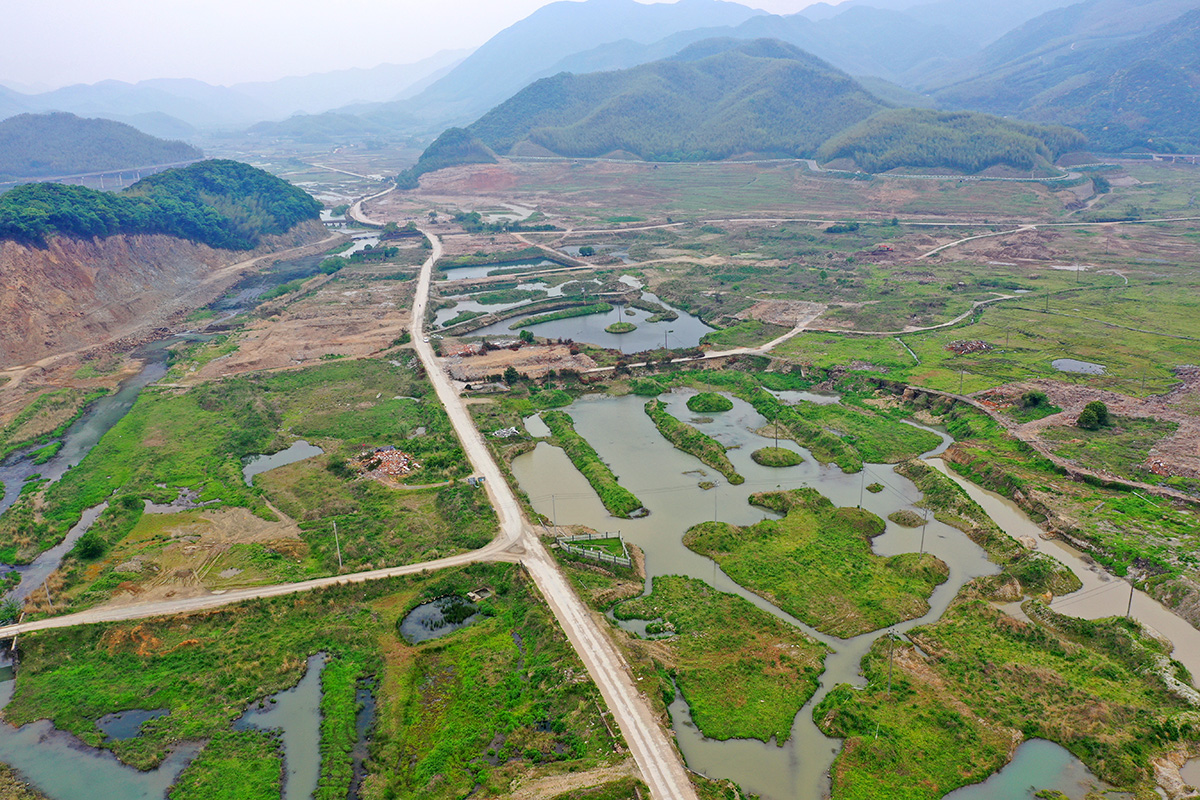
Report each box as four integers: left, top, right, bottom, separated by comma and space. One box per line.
0, 226, 699, 800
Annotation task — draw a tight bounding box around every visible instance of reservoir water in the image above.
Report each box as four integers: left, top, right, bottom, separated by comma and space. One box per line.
511, 389, 1195, 799
242, 440, 324, 486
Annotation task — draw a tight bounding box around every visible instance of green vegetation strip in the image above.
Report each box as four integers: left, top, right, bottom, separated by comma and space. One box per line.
644, 400, 743, 485
816, 590, 1198, 799
685, 488, 948, 637
893, 459, 1078, 594
9, 564, 622, 800
510, 303, 612, 329
604, 322, 637, 334
615, 576, 828, 742
541, 410, 644, 518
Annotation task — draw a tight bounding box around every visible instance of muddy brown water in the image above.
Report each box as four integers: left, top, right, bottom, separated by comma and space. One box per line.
513, 390, 1195, 799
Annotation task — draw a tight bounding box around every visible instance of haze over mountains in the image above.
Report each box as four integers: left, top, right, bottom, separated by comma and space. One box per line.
3, 0, 1198, 155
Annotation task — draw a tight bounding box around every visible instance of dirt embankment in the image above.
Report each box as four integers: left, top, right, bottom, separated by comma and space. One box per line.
0, 221, 330, 369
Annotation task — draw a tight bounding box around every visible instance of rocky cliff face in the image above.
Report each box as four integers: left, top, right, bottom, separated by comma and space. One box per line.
0, 220, 328, 368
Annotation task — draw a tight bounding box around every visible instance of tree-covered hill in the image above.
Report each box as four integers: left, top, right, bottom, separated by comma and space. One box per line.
467, 38, 888, 161
0, 112, 201, 181
933, 6, 1200, 151
817, 108, 1087, 173
0, 159, 321, 249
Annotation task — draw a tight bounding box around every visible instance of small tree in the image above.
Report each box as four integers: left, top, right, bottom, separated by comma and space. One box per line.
519, 330, 534, 343
1021, 390, 1049, 408
1077, 401, 1109, 430
504, 366, 521, 384
579, 245, 595, 257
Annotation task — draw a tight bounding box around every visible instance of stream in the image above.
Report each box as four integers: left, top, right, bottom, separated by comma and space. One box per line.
511, 389, 1187, 800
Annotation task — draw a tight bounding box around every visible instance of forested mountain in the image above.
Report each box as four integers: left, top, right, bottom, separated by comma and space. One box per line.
817, 108, 1087, 173
934, 5, 1200, 150
465, 39, 887, 161
0, 159, 320, 249
0, 113, 201, 181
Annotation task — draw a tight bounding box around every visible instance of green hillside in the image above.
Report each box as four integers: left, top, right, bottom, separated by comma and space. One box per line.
817, 108, 1087, 173
0, 159, 320, 249
467, 38, 888, 161
935, 7, 1200, 151
0, 112, 201, 181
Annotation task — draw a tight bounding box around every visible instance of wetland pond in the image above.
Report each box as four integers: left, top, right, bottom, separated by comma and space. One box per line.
1052, 358, 1106, 374
511, 390, 1190, 800
399, 595, 482, 644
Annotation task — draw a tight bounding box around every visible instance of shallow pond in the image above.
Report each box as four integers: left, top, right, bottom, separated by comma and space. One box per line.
513, 391, 998, 798
943, 739, 1123, 800
398, 595, 482, 644
96, 709, 169, 741
234, 652, 325, 800
470, 290, 712, 351
242, 440, 324, 486
0, 679, 200, 800
438, 258, 559, 281
1052, 358, 1106, 374
513, 390, 1194, 799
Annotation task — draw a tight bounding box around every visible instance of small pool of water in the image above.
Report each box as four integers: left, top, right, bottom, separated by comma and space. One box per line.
470, 290, 712, 352
943, 739, 1123, 800
769, 389, 842, 406
1052, 358, 1106, 374
439, 259, 559, 281
234, 653, 325, 800
242, 440, 324, 486
398, 595, 482, 644
96, 709, 168, 741
523, 414, 551, 438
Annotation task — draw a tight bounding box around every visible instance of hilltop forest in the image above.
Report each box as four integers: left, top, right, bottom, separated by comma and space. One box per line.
0, 159, 321, 249
0, 112, 201, 181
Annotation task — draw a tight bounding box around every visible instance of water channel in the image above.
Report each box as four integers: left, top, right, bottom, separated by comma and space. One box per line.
234, 652, 325, 800
510, 389, 1189, 800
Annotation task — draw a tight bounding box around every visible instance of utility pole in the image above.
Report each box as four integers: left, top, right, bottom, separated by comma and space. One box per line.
858, 470, 866, 509
920, 510, 928, 554
1126, 580, 1135, 619
552, 494, 558, 534
333, 521, 343, 570
774, 408, 779, 449
42, 581, 53, 610
664, 329, 673, 351
886, 630, 895, 696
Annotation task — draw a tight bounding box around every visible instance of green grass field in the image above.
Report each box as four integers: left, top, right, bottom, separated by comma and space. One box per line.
8, 564, 623, 800
685, 488, 948, 637
817, 589, 1198, 799
615, 575, 828, 742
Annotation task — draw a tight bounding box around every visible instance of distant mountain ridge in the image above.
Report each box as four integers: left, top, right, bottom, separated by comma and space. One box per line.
933, 3, 1200, 150
466, 39, 888, 161
0, 112, 201, 181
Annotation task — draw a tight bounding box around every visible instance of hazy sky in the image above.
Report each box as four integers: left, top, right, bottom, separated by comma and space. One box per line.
1, 0, 830, 91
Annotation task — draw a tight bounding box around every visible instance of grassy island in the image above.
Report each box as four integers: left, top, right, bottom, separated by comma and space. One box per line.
685, 488, 948, 637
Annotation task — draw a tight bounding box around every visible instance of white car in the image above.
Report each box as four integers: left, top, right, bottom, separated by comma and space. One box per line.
422, 336, 430, 343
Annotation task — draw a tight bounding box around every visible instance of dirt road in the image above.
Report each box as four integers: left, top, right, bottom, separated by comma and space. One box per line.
1, 227, 700, 800
412, 230, 700, 800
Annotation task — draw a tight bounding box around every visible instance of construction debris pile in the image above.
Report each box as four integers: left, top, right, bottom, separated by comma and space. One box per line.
357, 446, 419, 476
946, 340, 993, 355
